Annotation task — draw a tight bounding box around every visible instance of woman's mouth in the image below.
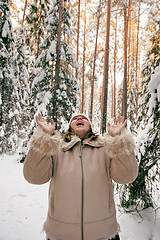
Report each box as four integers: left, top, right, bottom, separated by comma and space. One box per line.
76, 122, 84, 126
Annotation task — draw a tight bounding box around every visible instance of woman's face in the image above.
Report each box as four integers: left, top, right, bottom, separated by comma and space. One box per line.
70, 115, 91, 138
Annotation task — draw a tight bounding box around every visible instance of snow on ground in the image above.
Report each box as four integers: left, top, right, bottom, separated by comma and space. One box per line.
0, 153, 49, 240
0, 153, 160, 240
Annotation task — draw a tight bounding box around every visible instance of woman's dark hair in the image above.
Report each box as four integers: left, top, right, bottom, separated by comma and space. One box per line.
63, 126, 98, 142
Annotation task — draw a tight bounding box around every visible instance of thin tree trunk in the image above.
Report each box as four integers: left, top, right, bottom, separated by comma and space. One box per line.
64, 0, 70, 45
111, 80, 114, 118
67, 0, 70, 45
53, 0, 63, 121
76, 0, 80, 80
135, 2, 140, 115
127, 0, 131, 87
90, 0, 101, 121
131, 18, 135, 77
113, 12, 117, 118
0, 73, 4, 126
81, 0, 86, 113
101, 0, 111, 133
122, 4, 128, 120
37, 6, 42, 58
23, 0, 28, 23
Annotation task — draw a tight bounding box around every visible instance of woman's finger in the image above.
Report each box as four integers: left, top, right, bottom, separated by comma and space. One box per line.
107, 122, 111, 127
121, 119, 127, 128
114, 117, 118, 125
123, 119, 127, 126
51, 119, 55, 125
120, 116, 124, 124
35, 115, 39, 124
38, 113, 42, 119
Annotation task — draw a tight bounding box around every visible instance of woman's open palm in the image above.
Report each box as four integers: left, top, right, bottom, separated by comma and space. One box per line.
107, 116, 127, 137
35, 113, 55, 134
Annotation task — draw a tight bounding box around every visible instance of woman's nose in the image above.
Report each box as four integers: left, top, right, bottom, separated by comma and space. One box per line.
77, 116, 82, 120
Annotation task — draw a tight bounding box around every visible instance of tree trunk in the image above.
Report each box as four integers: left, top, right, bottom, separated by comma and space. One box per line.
81, 0, 86, 113
53, 0, 63, 121
127, 0, 131, 88
101, 0, 111, 133
76, 0, 81, 80
122, 4, 128, 120
67, 0, 70, 45
90, 0, 101, 121
113, 12, 117, 118
135, 2, 140, 115
0, 73, 4, 126
37, 7, 41, 58
22, 0, 28, 23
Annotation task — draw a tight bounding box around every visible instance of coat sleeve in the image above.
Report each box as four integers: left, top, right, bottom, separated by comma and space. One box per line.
23, 127, 61, 185
103, 129, 138, 184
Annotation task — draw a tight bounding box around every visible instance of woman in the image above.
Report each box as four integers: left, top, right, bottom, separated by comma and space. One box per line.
23, 113, 138, 240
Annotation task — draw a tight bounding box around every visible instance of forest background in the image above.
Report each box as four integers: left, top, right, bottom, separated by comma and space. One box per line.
0, 0, 160, 216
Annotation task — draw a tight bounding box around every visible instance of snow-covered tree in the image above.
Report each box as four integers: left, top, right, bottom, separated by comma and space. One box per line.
127, 78, 137, 134
0, 0, 21, 153
16, 25, 30, 125
25, 0, 51, 61
32, 0, 79, 131
120, 26, 160, 210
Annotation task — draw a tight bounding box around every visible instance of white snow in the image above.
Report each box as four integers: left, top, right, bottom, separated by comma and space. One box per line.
0, 128, 5, 137
148, 65, 160, 101
48, 40, 56, 55
2, 21, 10, 38
0, 153, 160, 240
0, 154, 48, 240
8, 110, 19, 118
31, 70, 45, 89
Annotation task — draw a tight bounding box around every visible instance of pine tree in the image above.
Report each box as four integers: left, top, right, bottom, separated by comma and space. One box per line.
31, 0, 79, 131
0, 0, 21, 153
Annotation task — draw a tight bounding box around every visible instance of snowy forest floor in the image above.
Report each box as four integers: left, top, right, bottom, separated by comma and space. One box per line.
0, 153, 160, 240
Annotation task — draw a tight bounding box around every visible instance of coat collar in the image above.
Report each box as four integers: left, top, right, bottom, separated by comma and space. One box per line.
62, 134, 104, 152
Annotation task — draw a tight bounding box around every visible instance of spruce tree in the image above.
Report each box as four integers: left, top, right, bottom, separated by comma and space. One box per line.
120, 28, 160, 211
16, 25, 30, 125
25, 0, 51, 64
32, 0, 79, 131
0, 0, 21, 153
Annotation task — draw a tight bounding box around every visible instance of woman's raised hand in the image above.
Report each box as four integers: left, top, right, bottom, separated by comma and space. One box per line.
107, 116, 127, 137
35, 113, 55, 134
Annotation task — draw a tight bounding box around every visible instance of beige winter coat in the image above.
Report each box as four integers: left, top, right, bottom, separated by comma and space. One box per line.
23, 127, 138, 240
